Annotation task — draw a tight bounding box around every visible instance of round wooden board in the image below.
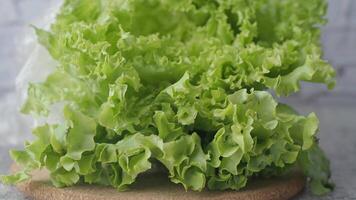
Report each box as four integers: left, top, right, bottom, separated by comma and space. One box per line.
11, 164, 305, 200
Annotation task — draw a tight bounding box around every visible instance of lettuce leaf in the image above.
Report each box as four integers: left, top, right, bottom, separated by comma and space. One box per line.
1, 0, 334, 196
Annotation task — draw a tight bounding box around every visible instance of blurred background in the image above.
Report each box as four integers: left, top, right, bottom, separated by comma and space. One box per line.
0, 0, 355, 199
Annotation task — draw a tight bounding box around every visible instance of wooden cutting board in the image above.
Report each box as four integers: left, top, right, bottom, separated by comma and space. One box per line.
11, 164, 305, 200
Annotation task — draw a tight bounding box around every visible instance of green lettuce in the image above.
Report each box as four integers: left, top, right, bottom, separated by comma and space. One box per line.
1, 0, 334, 195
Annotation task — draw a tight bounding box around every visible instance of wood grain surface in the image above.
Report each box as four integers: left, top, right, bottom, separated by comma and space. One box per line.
11, 164, 305, 200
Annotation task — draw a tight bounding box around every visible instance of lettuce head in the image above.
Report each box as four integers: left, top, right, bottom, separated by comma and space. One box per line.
1, 0, 335, 196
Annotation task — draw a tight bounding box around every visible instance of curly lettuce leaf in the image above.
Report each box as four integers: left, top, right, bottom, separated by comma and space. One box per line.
299, 143, 334, 195
2, 0, 334, 196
